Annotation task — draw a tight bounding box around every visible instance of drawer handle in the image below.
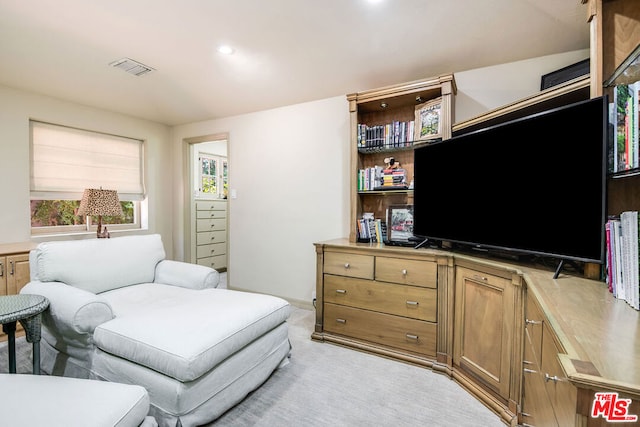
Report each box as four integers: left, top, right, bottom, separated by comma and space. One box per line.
10, 261, 14, 275
335, 289, 347, 294
210, 236, 216, 241
523, 368, 537, 374
401, 269, 407, 275
544, 373, 560, 383
336, 318, 346, 324
210, 224, 216, 228
344, 263, 350, 269
406, 300, 419, 306
0, 262, 3, 277
525, 318, 542, 325
210, 249, 216, 253
473, 274, 488, 281
405, 334, 418, 341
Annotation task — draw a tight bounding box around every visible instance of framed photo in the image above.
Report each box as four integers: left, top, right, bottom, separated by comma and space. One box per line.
386, 204, 414, 244
414, 98, 442, 141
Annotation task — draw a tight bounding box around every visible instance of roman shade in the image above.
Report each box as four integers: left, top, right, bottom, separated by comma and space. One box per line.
30, 121, 145, 201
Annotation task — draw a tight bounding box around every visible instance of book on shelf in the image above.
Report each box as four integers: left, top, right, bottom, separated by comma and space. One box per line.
605, 213, 640, 310
358, 166, 409, 191
356, 215, 386, 243
611, 80, 640, 172
357, 120, 415, 150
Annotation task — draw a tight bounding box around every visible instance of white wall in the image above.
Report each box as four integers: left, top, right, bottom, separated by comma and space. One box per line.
455, 49, 590, 123
172, 96, 351, 306
0, 85, 174, 254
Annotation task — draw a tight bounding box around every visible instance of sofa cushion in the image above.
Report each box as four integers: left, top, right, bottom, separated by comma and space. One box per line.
34, 234, 166, 294
94, 284, 291, 382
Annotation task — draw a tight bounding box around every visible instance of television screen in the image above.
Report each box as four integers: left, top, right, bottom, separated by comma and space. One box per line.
413, 96, 607, 264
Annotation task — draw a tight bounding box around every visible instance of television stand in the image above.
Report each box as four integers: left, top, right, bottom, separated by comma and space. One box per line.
553, 259, 583, 279
410, 235, 439, 250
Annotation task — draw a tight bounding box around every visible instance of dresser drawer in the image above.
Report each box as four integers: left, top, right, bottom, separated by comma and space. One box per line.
324, 274, 437, 322
375, 257, 437, 288
196, 209, 226, 219
196, 230, 226, 245
196, 242, 226, 259
324, 303, 436, 356
197, 254, 227, 270
323, 252, 374, 280
196, 200, 227, 211
196, 218, 226, 232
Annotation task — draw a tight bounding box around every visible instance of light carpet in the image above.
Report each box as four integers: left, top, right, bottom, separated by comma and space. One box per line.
0, 305, 504, 427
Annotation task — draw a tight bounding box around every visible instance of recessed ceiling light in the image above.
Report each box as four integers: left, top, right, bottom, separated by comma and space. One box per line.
217, 45, 234, 55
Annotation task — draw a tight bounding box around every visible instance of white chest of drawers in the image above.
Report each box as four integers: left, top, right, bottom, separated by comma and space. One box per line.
195, 200, 227, 271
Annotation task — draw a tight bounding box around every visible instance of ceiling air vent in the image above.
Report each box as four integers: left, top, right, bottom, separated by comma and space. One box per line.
109, 58, 155, 76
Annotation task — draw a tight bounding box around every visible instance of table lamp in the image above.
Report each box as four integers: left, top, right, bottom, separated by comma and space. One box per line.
77, 188, 123, 238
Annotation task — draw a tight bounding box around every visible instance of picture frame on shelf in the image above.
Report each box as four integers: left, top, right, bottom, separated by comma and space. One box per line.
414, 98, 442, 142
386, 204, 414, 245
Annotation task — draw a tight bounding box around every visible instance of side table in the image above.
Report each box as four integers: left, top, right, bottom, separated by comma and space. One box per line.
0, 294, 49, 374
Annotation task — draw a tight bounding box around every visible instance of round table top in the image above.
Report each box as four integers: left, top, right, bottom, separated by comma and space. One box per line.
0, 294, 49, 324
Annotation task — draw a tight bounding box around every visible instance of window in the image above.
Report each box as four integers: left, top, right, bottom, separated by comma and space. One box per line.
198, 154, 227, 199
30, 121, 145, 235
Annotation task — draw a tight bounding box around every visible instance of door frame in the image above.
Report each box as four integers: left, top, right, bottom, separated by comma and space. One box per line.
182, 133, 229, 265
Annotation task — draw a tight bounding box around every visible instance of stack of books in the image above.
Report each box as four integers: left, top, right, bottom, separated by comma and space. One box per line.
605, 211, 640, 310
379, 168, 407, 190
357, 167, 408, 191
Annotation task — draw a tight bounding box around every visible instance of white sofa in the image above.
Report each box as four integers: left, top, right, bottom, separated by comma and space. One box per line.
21, 234, 291, 427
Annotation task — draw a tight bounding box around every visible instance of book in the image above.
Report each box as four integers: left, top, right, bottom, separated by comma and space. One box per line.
605, 220, 614, 293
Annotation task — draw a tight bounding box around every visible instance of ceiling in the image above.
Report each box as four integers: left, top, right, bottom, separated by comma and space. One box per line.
0, 0, 590, 126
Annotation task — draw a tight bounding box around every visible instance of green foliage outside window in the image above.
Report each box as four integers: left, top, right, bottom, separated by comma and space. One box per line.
31, 200, 134, 227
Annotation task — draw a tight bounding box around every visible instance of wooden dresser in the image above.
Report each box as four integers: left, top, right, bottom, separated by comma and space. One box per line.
313, 239, 640, 426
313, 239, 451, 368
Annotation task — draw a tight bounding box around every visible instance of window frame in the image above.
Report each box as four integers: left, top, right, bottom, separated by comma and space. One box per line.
29, 121, 146, 236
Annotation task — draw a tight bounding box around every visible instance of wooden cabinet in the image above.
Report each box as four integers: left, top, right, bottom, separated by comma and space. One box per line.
195, 200, 227, 271
521, 290, 577, 427
313, 240, 442, 364
347, 75, 455, 243
452, 263, 523, 409
0, 242, 36, 341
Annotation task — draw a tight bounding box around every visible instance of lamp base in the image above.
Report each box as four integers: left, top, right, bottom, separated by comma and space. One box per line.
97, 227, 110, 238
96, 217, 110, 238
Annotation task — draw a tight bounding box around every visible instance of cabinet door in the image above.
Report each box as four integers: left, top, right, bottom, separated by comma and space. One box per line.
454, 266, 515, 400
0, 253, 31, 340
6, 254, 30, 295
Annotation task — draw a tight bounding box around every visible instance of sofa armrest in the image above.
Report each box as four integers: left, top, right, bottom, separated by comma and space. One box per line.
20, 281, 114, 335
154, 260, 220, 290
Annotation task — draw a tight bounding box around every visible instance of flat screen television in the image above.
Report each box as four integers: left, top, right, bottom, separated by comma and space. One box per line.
413, 96, 608, 269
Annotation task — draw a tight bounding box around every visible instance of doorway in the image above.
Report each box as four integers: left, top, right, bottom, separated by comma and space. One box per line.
185, 134, 229, 276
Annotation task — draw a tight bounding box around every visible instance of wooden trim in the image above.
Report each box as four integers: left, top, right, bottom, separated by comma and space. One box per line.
452, 76, 590, 134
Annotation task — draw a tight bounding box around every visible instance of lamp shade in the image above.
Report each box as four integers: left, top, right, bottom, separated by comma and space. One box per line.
77, 188, 123, 217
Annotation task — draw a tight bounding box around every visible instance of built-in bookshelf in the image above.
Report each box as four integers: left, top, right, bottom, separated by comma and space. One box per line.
347, 74, 456, 243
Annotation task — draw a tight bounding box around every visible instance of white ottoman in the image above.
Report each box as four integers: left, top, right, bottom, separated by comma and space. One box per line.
0, 374, 157, 427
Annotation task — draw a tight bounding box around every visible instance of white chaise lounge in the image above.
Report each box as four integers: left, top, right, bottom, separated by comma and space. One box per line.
21, 234, 291, 427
